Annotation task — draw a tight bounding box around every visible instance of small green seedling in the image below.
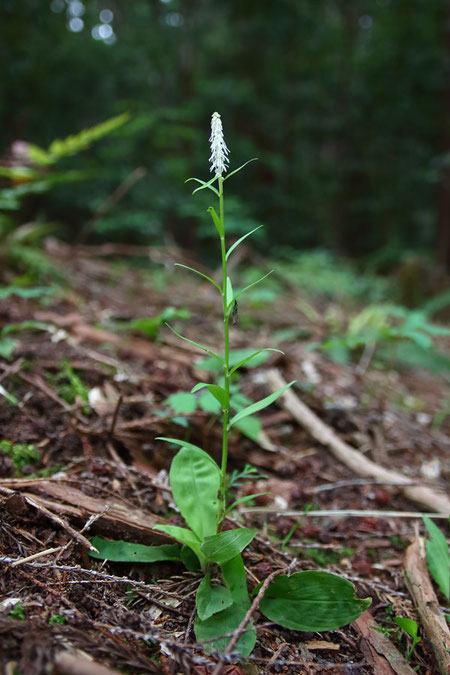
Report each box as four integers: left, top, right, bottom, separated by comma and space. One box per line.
0, 440, 40, 475
422, 516, 450, 600
90, 114, 370, 655
393, 617, 421, 660
8, 604, 25, 621
48, 614, 66, 625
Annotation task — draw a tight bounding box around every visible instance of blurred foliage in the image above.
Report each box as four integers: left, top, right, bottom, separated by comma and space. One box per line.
0, 440, 40, 475
0, 112, 130, 281
316, 292, 450, 372
0, 0, 448, 265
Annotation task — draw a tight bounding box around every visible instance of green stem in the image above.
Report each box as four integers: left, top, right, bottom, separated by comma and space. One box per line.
218, 176, 230, 526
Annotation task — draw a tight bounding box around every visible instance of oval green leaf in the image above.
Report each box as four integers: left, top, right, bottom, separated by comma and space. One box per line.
260, 571, 371, 631
196, 574, 233, 620
156, 438, 220, 469
170, 447, 221, 541
201, 528, 256, 565
194, 603, 256, 656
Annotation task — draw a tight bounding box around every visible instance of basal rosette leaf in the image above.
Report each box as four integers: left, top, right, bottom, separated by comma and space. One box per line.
260, 571, 371, 631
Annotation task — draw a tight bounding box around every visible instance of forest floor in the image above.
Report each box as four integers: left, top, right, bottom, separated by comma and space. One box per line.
0, 242, 449, 675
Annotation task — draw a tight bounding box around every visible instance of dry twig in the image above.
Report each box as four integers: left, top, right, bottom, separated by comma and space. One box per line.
265, 369, 450, 514
404, 529, 450, 674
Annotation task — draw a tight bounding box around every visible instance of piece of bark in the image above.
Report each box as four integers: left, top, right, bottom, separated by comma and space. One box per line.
3, 481, 172, 545
353, 611, 416, 674
404, 535, 450, 674
265, 369, 450, 514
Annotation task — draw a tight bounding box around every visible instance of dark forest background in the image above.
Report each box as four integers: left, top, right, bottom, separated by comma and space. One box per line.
1, 0, 449, 270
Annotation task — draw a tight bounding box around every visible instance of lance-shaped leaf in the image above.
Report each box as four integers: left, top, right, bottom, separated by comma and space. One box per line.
175, 263, 222, 293
207, 206, 224, 237
165, 323, 224, 366
224, 158, 258, 181
233, 271, 273, 304
186, 175, 219, 197
226, 276, 234, 310
201, 528, 256, 565
260, 571, 371, 631
169, 446, 221, 541
88, 538, 181, 563
229, 348, 284, 375
153, 524, 205, 567
224, 493, 271, 516
191, 382, 228, 410
423, 516, 450, 599
226, 225, 264, 261
196, 574, 233, 620
229, 380, 296, 427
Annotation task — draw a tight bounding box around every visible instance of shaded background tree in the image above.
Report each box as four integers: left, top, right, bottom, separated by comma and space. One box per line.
0, 0, 448, 269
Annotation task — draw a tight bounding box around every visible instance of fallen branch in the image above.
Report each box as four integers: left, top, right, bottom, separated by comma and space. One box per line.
265, 369, 450, 514
0, 486, 96, 551
404, 531, 450, 674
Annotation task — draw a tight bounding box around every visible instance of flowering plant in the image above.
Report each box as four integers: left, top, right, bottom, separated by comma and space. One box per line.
91, 113, 370, 657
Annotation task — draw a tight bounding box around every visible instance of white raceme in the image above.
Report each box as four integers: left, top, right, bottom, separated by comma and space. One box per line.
209, 112, 229, 177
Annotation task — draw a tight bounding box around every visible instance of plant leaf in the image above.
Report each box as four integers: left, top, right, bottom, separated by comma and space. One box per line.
197, 391, 221, 414
196, 574, 233, 620
234, 415, 262, 443
194, 603, 256, 656
201, 529, 256, 565
88, 537, 181, 563
423, 517, 450, 599
207, 206, 224, 237
233, 271, 273, 303
165, 392, 197, 414
0, 383, 18, 405
165, 323, 224, 365
226, 225, 264, 261
197, 348, 273, 374
393, 617, 420, 639
170, 447, 221, 541
0, 337, 18, 359
225, 493, 270, 515
229, 348, 283, 375
229, 380, 296, 427
226, 276, 234, 309
221, 554, 249, 605
224, 158, 258, 181
175, 263, 222, 293
191, 382, 228, 410
260, 571, 371, 631
156, 437, 220, 468
153, 524, 205, 566
180, 545, 201, 572
186, 175, 219, 197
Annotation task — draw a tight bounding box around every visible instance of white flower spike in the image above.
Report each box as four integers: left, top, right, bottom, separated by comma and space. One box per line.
209, 112, 229, 177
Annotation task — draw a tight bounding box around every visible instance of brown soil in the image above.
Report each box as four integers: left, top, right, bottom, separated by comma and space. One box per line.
0, 243, 448, 674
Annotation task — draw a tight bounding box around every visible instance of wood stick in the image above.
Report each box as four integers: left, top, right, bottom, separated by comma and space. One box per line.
265, 369, 450, 514
404, 533, 450, 674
